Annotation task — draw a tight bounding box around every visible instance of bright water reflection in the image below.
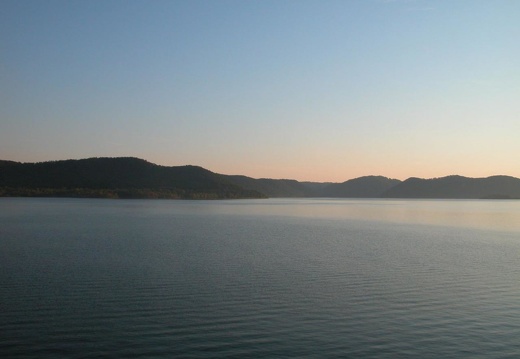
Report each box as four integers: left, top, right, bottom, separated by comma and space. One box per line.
54, 197, 518, 233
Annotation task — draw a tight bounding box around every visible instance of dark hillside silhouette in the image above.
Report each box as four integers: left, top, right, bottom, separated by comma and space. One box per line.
382, 175, 520, 199
321, 176, 401, 198
0, 157, 265, 199
1, 157, 519, 199
225, 175, 318, 197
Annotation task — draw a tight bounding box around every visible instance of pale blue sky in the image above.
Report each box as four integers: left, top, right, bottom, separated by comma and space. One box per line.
1, 0, 519, 181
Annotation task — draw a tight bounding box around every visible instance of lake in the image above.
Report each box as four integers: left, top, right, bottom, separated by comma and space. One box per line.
1, 198, 519, 358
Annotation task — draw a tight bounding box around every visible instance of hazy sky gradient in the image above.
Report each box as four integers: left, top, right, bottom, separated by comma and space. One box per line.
1, 0, 519, 181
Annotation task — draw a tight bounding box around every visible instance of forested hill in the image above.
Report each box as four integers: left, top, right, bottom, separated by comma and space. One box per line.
1, 158, 519, 199
321, 176, 401, 198
381, 175, 520, 199
0, 157, 265, 199
224, 175, 401, 198
225, 175, 317, 197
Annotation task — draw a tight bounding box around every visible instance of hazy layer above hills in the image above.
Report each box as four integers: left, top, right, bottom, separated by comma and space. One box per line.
1, 158, 519, 199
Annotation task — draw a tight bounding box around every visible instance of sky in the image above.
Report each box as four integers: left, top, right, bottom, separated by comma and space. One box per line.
1, 0, 519, 182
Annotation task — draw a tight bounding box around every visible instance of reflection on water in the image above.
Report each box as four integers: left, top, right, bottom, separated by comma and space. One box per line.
6, 197, 517, 232
0, 198, 519, 358
130, 198, 520, 233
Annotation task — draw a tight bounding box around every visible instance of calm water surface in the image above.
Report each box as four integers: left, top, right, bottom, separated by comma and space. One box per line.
1, 198, 519, 358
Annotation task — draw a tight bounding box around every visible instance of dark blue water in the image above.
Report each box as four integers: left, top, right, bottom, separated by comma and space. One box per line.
1, 198, 519, 358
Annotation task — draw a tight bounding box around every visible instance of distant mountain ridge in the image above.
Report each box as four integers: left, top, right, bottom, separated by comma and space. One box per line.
381, 175, 520, 199
224, 175, 317, 197
1, 157, 519, 199
321, 176, 401, 198
224, 175, 400, 198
